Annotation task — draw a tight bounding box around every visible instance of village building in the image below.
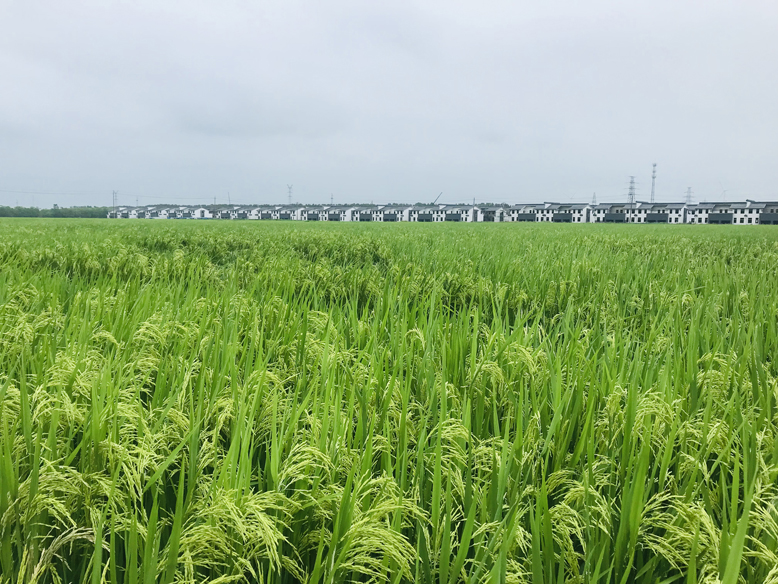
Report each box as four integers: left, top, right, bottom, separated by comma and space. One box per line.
757, 201, 778, 225
404, 206, 435, 222
430, 205, 465, 222
147, 207, 172, 219
371, 207, 399, 222
570, 204, 591, 223
475, 206, 505, 222
506, 204, 540, 222
107, 200, 778, 225
357, 208, 374, 222
338, 208, 359, 221
272, 208, 294, 220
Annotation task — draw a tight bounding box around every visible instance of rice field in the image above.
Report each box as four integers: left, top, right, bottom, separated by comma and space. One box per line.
1, 219, 777, 584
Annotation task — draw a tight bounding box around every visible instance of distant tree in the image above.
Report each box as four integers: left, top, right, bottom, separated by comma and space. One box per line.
0, 206, 111, 218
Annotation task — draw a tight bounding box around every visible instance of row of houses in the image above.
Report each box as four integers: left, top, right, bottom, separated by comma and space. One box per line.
108, 200, 778, 225
107, 204, 500, 222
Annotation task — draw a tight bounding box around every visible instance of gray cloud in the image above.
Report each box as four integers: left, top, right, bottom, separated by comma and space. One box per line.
0, 0, 776, 207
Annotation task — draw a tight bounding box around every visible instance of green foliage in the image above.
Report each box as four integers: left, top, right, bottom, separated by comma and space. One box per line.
0, 206, 111, 218
1, 219, 778, 584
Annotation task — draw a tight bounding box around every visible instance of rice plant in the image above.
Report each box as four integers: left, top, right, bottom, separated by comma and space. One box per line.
1, 219, 777, 583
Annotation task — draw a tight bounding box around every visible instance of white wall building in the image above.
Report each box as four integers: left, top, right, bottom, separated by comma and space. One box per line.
192, 207, 212, 219
106, 200, 778, 226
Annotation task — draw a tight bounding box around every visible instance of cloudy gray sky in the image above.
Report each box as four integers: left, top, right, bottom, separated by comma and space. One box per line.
1, 0, 776, 208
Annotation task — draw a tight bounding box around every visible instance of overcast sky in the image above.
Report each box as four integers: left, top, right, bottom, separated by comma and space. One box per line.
1, 0, 776, 208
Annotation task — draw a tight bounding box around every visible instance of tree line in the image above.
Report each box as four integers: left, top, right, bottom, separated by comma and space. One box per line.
0, 206, 110, 218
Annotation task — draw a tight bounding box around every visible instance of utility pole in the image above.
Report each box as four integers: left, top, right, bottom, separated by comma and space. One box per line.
287, 185, 293, 205
228, 192, 231, 205
650, 163, 657, 203
330, 193, 334, 206
136, 194, 139, 207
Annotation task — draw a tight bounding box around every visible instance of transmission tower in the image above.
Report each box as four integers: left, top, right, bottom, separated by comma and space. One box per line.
650, 163, 657, 203
686, 187, 692, 204
112, 190, 118, 216
591, 192, 597, 205
628, 176, 636, 206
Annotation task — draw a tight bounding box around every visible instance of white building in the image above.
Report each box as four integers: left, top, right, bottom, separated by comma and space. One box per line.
232, 207, 252, 220
147, 207, 172, 219
106, 199, 778, 226
338, 208, 359, 221
536, 204, 555, 222
731, 202, 760, 225
474, 206, 505, 222
632, 203, 683, 224
702, 203, 735, 224
591, 203, 631, 223
667, 203, 687, 223
506, 204, 540, 222
460, 206, 503, 222
272, 208, 294, 220
569, 204, 591, 223
405, 206, 435, 222
355, 208, 375, 222
193, 207, 212, 219
371, 207, 400, 222
758, 201, 778, 225
297, 207, 322, 221
107, 207, 130, 219
430, 205, 466, 222
318, 207, 346, 221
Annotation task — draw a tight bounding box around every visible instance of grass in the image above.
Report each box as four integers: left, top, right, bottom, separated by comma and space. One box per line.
0, 218, 777, 584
